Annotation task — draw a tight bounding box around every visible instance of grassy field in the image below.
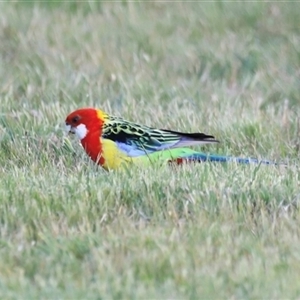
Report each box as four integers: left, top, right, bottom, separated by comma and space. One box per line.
1, 1, 300, 298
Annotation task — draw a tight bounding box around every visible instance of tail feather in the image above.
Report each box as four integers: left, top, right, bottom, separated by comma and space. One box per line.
171, 152, 276, 165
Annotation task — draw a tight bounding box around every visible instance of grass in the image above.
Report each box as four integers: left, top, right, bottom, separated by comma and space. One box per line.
1, 0, 300, 298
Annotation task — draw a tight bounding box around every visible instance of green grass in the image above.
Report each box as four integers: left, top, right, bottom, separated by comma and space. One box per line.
1, 1, 300, 298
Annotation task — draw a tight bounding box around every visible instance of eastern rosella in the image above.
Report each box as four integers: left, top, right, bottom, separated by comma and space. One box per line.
65, 108, 274, 170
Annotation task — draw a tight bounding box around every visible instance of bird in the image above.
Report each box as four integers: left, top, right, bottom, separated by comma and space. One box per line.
65, 107, 275, 171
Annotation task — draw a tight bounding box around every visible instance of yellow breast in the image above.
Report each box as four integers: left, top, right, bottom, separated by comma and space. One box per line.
100, 138, 170, 170
101, 138, 133, 170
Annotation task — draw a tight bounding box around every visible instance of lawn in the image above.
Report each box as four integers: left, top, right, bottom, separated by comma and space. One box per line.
1, 1, 300, 298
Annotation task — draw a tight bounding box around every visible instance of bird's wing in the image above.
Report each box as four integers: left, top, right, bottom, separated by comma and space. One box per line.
102, 116, 218, 157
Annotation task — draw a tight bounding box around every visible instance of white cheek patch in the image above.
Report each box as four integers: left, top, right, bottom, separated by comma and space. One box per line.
74, 124, 88, 140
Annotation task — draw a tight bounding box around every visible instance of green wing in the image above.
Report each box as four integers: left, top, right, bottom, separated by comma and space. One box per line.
102, 115, 217, 157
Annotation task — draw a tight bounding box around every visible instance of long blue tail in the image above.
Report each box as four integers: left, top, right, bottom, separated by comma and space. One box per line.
181, 153, 276, 165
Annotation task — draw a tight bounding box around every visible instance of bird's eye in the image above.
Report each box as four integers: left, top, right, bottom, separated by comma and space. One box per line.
72, 115, 80, 124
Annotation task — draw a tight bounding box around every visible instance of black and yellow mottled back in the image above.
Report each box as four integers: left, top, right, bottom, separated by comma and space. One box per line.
101, 114, 218, 156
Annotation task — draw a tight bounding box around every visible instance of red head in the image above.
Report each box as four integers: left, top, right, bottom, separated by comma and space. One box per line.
65, 108, 105, 140
65, 108, 107, 164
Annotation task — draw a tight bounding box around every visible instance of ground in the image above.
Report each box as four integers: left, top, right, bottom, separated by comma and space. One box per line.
0, 1, 300, 298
